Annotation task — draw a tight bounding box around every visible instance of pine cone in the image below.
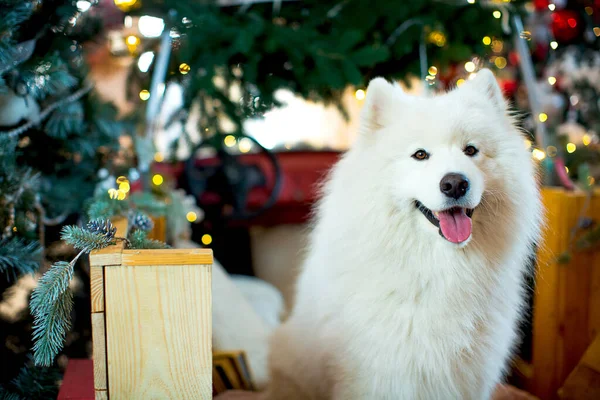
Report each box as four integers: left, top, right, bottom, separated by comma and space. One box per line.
86, 219, 117, 240
129, 211, 154, 232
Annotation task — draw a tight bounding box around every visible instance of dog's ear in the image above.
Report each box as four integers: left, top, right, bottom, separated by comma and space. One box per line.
360, 77, 396, 132
465, 69, 506, 109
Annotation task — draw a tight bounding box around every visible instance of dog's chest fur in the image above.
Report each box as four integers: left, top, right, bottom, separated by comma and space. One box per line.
291, 240, 524, 400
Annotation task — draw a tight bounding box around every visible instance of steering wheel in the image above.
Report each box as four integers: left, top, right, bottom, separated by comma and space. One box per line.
184, 135, 283, 220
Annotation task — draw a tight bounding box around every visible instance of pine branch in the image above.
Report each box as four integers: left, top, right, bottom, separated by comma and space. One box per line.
86, 196, 128, 221
128, 229, 170, 250
2, 355, 61, 399
30, 260, 76, 367
60, 225, 114, 253
0, 237, 42, 281
0, 390, 21, 400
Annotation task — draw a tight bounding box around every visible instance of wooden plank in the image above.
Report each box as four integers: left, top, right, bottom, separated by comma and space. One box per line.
95, 390, 108, 400
91, 313, 107, 391
531, 188, 600, 399
90, 266, 104, 313
120, 249, 213, 266
149, 215, 167, 242
532, 188, 568, 399
105, 263, 212, 399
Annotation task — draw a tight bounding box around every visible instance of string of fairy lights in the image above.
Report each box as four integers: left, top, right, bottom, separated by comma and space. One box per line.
351, 0, 600, 169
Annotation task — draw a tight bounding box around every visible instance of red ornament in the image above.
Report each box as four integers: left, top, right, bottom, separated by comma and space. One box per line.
500, 79, 518, 99
551, 9, 582, 42
533, 0, 549, 11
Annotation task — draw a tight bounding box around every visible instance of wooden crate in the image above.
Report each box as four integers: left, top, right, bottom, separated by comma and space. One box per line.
89, 218, 213, 400
521, 188, 600, 399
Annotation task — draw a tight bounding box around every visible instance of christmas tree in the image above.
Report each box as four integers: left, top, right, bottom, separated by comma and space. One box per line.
0, 0, 122, 395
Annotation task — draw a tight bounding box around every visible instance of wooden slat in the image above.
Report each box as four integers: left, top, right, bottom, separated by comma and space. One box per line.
531, 188, 600, 399
95, 390, 108, 400
120, 249, 213, 266
92, 313, 107, 391
104, 263, 212, 399
149, 215, 167, 242
90, 266, 104, 313
532, 188, 566, 399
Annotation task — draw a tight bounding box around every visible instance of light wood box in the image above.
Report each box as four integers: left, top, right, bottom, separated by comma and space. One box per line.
89, 218, 213, 400
516, 188, 600, 399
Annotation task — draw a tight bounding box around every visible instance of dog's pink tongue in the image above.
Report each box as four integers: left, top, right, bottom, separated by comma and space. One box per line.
438, 208, 472, 244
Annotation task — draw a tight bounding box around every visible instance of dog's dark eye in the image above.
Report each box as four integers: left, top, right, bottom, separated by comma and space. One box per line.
412, 150, 429, 161
464, 145, 479, 157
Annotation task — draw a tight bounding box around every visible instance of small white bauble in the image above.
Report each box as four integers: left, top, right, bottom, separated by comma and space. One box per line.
0, 90, 40, 127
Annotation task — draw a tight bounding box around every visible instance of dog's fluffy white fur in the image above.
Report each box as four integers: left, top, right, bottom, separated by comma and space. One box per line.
264, 69, 543, 400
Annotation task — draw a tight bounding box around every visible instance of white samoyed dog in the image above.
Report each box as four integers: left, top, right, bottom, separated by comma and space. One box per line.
263, 69, 543, 400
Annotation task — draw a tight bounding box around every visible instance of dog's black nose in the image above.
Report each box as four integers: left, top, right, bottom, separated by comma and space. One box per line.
440, 173, 469, 199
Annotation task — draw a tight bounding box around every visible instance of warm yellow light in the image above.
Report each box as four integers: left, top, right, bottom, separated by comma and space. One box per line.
548, 3, 556, 11
456, 79, 466, 87
566, 143, 576, 153
565, 166, 569, 174
482, 36, 491, 45
538, 113, 548, 122
116, 190, 127, 200
589, 176, 596, 186
224, 135, 237, 147
594, 27, 600, 37
583, 134, 592, 146
126, 35, 139, 46
532, 149, 546, 161
238, 138, 252, 153
152, 174, 164, 186
550, 41, 558, 50
116, 176, 128, 184
494, 56, 507, 69
154, 152, 164, 162
493, 10, 501, 19
546, 146, 557, 157
108, 188, 118, 199
428, 66, 438, 76
114, 0, 138, 12
179, 63, 191, 74
467, 0, 475, 3
355, 89, 366, 100
524, 139, 532, 149
139, 90, 150, 101
547, 76, 557, 85
119, 181, 130, 193
428, 31, 446, 47
186, 211, 198, 223
201, 234, 212, 245
464, 61, 476, 73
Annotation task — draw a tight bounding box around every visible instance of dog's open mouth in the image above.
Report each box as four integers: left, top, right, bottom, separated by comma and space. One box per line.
415, 201, 474, 244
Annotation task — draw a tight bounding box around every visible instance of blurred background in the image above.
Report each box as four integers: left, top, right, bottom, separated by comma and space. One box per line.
1, 0, 600, 399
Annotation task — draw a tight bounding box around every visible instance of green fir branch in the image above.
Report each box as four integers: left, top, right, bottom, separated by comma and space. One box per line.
60, 225, 113, 253
128, 229, 170, 250
0, 238, 42, 281
30, 259, 76, 367
45, 101, 85, 139
86, 195, 128, 221
0, 390, 21, 400
0, 355, 61, 399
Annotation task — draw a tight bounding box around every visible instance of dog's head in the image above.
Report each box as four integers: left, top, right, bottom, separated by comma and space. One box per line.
358, 69, 532, 247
